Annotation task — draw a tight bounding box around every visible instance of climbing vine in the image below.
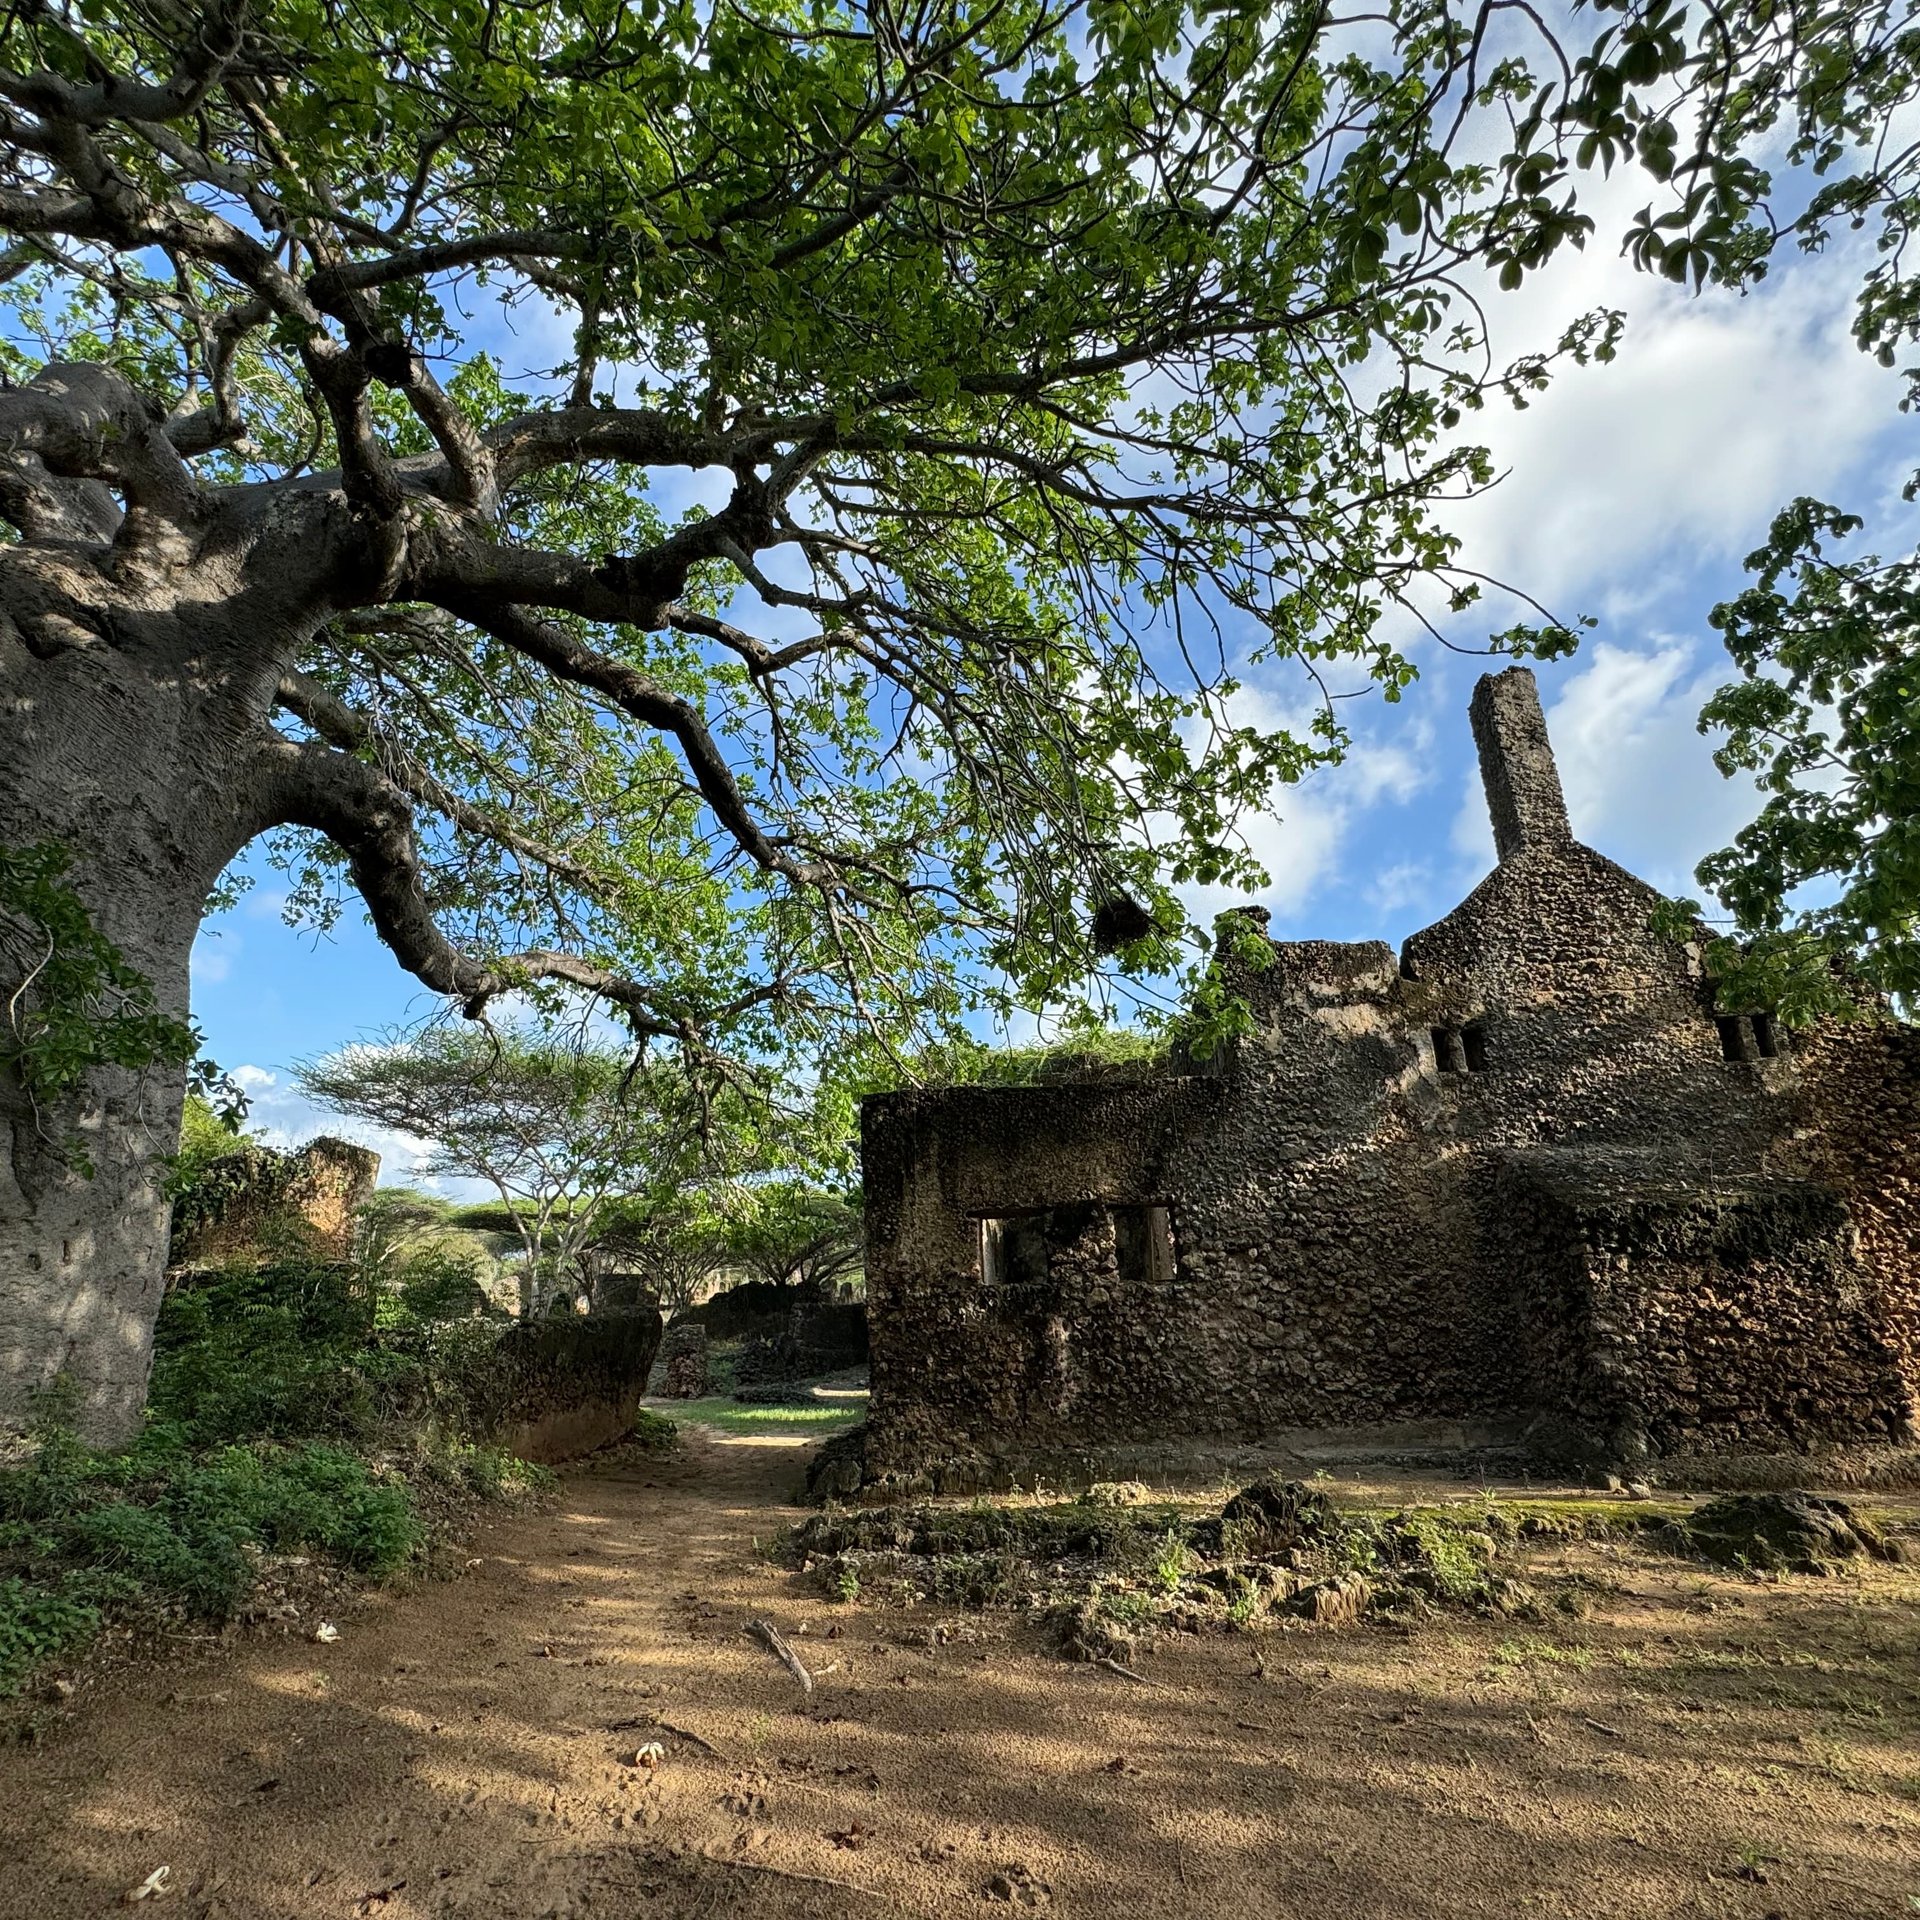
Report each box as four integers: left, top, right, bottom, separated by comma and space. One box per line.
0, 841, 204, 1106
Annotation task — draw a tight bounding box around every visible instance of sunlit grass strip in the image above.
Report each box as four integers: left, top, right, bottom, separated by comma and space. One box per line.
661, 1396, 866, 1437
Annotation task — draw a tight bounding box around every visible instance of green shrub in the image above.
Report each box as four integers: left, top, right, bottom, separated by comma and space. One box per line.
422, 1444, 555, 1502
0, 1428, 429, 1643
0, 1255, 566, 1701
149, 1264, 392, 1446
629, 1410, 678, 1451
0, 1575, 108, 1697
392, 1248, 492, 1323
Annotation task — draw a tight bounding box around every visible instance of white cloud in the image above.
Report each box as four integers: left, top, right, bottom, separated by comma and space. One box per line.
1551, 641, 1764, 892
1443, 208, 1901, 620
1177, 783, 1352, 927
1368, 860, 1433, 916
1163, 674, 1424, 927
189, 934, 232, 986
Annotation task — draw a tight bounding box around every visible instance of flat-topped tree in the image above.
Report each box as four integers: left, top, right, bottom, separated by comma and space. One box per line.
296, 1028, 725, 1317
0, 0, 1606, 1442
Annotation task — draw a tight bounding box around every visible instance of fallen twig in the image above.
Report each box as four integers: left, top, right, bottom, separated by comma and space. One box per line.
1582, 1718, 1624, 1739
655, 1718, 727, 1758
698, 1846, 882, 1898
745, 1618, 815, 1696
1092, 1656, 1156, 1685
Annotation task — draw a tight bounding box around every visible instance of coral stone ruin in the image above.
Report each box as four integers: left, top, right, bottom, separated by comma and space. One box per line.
860, 668, 1920, 1489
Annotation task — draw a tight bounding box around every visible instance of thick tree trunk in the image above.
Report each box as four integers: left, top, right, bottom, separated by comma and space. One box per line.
1, 613, 267, 1447
0, 1057, 186, 1447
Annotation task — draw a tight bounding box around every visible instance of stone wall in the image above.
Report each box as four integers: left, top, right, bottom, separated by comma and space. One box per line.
681, 1279, 796, 1341
862, 668, 1920, 1487
657, 1320, 710, 1398
1497, 1158, 1912, 1465
464, 1309, 665, 1462
678, 1278, 871, 1383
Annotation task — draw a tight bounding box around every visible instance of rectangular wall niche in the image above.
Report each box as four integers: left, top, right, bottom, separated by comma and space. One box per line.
978, 1214, 1050, 1294
1432, 1025, 1487, 1074
977, 1203, 1179, 1295
1114, 1204, 1177, 1287
1717, 1013, 1784, 1063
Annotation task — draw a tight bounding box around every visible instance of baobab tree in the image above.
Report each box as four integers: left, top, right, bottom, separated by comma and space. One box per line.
0, 0, 1616, 1440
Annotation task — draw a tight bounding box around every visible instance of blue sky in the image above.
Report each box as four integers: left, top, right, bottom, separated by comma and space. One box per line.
193, 156, 1914, 1180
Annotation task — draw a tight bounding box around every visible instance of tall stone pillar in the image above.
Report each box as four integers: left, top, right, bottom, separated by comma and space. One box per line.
1470, 666, 1572, 863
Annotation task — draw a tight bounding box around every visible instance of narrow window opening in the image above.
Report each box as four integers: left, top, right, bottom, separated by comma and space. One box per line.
1751, 1011, 1780, 1059
978, 1215, 1049, 1296
1114, 1204, 1177, 1288
1461, 1024, 1489, 1073
1715, 1015, 1746, 1062
1431, 1026, 1467, 1074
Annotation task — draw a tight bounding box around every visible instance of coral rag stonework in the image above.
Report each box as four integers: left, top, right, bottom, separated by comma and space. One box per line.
861, 668, 1920, 1489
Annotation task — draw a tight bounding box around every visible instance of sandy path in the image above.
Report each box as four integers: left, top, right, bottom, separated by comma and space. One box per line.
2, 1430, 1916, 1920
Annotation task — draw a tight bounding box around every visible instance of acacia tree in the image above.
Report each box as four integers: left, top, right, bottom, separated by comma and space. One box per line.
586, 1195, 737, 1316
0, 0, 1619, 1441
298, 1029, 709, 1314
726, 1181, 863, 1296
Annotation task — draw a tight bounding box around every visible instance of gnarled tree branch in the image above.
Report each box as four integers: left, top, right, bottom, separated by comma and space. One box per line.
423, 593, 824, 886
273, 669, 603, 892
0, 361, 203, 530
259, 734, 689, 1039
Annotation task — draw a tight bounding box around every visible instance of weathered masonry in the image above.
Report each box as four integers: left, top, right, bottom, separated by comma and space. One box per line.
861, 668, 1920, 1487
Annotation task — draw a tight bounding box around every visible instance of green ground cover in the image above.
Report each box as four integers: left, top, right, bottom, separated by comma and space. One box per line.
662, 1394, 867, 1438
788, 1481, 1916, 1664
0, 1262, 557, 1704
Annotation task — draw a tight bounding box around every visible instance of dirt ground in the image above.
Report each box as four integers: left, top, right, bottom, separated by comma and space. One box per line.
3, 1426, 1918, 1920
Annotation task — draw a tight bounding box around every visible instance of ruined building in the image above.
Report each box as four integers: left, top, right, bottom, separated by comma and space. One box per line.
861, 668, 1920, 1487
168, 1135, 382, 1273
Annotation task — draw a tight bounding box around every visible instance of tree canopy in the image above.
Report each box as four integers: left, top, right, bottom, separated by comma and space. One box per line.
723, 1179, 863, 1295
297, 1027, 720, 1306
1523, 0, 1920, 1010
0, 0, 1628, 1087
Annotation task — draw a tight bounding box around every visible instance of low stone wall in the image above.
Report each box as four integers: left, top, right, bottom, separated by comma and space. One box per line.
459, 1309, 666, 1463
734, 1299, 869, 1386
683, 1280, 794, 1341
1504, 1161, 1913, 1468
655, 1320, 711, 1398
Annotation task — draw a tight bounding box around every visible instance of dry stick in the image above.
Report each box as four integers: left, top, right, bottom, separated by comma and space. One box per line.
745, 1618, 815, 1696
697, 1847, 884, 1899
656, 1718, 727, 1758
1093, 1655, 1156, 1685
760, 1773, 871, 1800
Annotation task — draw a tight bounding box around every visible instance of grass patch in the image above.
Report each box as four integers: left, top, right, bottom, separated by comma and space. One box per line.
1489, 1633, 1596, 1672
786, 1479, 1540, 1663
625, 1410, 680, 1451
785, 1483, 1889, 1668
665, 1395, 866, 1437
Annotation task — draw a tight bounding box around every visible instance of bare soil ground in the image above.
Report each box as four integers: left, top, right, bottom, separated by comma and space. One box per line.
2, 1426, 1918, 1920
